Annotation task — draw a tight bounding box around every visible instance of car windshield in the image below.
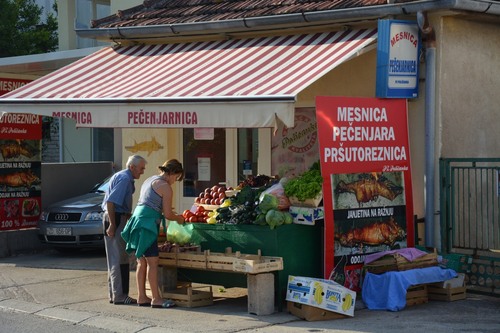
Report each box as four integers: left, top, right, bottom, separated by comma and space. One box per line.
92, 177, 110, 193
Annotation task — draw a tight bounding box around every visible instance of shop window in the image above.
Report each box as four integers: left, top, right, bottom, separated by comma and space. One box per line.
75, 0, 110, 48
182, 128, 226, 197
92, 128, 113, 162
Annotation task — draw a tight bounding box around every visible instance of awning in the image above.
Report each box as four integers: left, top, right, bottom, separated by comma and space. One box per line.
0, 29, 377, 128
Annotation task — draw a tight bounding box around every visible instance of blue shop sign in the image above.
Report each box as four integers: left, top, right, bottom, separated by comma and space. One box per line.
376, 20, 421, 98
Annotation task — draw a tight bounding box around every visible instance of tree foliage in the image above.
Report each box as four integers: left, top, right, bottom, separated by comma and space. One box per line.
0, 0, 58, 57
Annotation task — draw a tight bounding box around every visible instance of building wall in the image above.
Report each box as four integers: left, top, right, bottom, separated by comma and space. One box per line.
438, 17, 500, 158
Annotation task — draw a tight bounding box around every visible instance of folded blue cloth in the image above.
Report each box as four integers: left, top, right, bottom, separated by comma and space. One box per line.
362, 266, 457, 311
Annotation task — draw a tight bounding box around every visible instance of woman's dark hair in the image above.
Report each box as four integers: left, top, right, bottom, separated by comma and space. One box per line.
158, 159, 184, 181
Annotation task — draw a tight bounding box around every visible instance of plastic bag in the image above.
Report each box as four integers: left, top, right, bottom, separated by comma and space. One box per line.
167, 221, 194, 245
259, 180, 291, 210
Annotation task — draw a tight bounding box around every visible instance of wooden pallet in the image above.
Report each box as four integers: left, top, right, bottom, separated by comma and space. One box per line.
158, 248, 283, 274
162, 284, 214, 308
364, 249, 438, 274
406, 284, 429, 307
428, 285, 467, 301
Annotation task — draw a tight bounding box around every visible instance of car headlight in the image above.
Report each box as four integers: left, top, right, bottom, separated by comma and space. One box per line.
39, 211, 48, 221
85, 211, 104, 221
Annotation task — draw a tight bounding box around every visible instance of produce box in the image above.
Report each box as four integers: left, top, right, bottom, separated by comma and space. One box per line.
232, 256, 284, 274
288, 206, 324, 225
428, 284, 467, 302
363, 249, 438, 274
162, 284, 213, 308
405, 284, 428, 307
287, 301, 348, 321
286, 275, 356, 317
288, 193, 323, 207
159, 249, 283, 274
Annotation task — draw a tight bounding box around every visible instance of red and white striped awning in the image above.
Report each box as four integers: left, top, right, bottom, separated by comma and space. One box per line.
0, 29, 377, 128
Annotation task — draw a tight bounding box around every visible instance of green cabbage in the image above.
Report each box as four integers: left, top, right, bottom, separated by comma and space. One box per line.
258, 193, 279, 213
265, 209, 286, 229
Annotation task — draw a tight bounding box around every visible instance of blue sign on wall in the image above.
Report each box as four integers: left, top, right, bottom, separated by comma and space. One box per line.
376, 20, 421, 98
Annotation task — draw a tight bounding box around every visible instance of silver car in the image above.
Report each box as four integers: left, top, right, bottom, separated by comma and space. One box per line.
38, 178, 109, 250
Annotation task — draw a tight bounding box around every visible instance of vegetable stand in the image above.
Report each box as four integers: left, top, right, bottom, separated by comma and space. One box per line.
176, 222, 323, 311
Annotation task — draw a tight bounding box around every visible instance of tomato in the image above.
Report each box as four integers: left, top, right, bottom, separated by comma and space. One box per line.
182, 209, 192, 218
196, 206, 205, 214
188, 216, 198, 223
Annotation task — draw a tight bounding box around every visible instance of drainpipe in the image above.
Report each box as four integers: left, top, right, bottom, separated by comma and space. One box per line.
417, 11, 437, 249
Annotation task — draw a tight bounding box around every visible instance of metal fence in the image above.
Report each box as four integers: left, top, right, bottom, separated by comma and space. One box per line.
440, 158, 500, 253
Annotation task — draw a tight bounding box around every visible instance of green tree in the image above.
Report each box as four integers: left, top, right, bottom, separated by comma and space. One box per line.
0, 0, 58, 57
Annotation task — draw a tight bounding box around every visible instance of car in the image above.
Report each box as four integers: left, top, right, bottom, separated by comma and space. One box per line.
38, 178, 110, 250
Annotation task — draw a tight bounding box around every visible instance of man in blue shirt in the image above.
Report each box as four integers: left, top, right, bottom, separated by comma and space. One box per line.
102, 155, 147, 305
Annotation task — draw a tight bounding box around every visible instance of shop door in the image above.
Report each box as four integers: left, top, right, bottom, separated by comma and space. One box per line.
179, 128, 266, 211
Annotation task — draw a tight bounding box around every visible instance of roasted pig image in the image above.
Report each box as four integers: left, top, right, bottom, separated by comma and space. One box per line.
0, 170, 40, 188
335, 174, 403, 206
335, 217, 406, 247
0, 140, 37, 160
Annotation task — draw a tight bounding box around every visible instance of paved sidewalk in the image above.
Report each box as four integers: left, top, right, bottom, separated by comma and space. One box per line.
0, 251, 499, 333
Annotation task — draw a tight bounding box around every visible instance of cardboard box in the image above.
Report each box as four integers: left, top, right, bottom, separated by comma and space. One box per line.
288, 193, 323, 207
433, 273, 465, 288
287, 301, 348, 321
288, 206, 324, 225
286, 275, 356, 317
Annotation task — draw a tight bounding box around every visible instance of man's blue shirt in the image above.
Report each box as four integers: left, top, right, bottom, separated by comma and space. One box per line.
102, 168, 135, 213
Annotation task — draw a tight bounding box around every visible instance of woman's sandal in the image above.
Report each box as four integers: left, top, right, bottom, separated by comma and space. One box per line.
151, 299, 176, 308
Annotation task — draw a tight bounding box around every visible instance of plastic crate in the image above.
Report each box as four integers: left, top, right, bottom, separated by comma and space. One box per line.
440, 253, 472, 273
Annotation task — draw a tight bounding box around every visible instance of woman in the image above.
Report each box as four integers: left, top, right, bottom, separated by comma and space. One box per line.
121, 159, 186, 308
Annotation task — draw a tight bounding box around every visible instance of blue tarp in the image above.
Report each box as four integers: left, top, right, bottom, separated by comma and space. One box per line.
362, 266, 457, 311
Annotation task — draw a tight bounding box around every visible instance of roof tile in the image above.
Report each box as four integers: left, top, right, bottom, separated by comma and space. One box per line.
91, 0, 395, 28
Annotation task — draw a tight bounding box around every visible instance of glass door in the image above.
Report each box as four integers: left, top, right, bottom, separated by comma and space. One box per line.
179, 128, 271, 211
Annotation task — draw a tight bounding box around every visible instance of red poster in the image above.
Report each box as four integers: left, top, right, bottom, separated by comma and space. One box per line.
0, 111, 41, 230
316, 96, 414, 291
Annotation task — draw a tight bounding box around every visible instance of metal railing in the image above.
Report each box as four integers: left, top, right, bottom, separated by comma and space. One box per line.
440, 158, 500, 253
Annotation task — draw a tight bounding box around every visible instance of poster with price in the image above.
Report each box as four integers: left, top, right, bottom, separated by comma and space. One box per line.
316, 96, 414, 291
0, 110, 41, 231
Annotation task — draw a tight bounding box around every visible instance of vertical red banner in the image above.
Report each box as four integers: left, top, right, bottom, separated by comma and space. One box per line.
0, 78, 41, 231
316, 96, 414, 291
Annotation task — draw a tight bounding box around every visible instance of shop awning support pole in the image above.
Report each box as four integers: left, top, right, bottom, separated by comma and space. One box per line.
418, 11, 437, 249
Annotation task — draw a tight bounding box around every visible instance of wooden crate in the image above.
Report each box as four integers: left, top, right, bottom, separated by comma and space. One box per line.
158, 249, 283, 274
428, 284, 466, 302
162, 284, 213, 308
232, 256, 283, 273
406, 284, 428, 307
364, 249, 438, 274
287, 301, 348, 321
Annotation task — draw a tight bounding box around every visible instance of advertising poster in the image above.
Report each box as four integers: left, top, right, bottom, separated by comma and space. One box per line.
271, 108, 319, 178
316, 96, 414, 291
0, 110, 41, 230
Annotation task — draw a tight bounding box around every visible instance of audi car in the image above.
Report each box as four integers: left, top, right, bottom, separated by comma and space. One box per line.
38, 178, 110, 250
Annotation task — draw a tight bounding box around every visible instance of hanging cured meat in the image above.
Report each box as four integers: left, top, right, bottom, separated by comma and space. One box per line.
335, 217, 406, 247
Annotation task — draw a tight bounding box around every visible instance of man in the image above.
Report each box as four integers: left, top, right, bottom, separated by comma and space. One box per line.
102, 155, 147, 305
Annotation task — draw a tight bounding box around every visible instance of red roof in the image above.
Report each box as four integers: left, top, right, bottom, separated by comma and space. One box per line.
91, 0, 410, 28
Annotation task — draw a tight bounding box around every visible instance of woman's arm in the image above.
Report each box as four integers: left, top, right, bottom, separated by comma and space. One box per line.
158, 181, 184, 224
